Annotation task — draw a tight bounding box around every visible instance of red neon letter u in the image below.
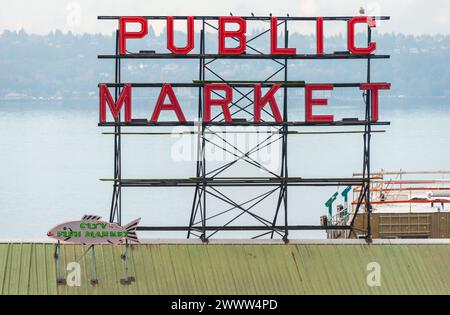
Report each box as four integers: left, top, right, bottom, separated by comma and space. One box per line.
167, 16, 194, 54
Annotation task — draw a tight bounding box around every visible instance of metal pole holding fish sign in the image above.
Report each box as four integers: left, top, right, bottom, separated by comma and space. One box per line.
97, 14, 391, 241
48, 215, 141, 285
54, 241, 66, 285
90, 246, 98, 285
120, 240, 136, 285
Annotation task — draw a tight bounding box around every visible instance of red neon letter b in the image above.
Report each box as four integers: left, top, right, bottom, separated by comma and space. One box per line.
218, 17, 246, 55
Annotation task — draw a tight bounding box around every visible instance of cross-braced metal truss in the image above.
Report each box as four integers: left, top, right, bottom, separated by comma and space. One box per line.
187, 19, 290, 240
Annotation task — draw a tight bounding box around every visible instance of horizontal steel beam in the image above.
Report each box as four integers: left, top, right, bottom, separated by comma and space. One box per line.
98, 120, 390, 127
100, 177, 370, 187
102, 130, 386, 136
118, 183, 365, 187
136, 225, 352, 231
100, 82, 389, 88
354, 170, 450, 176
98, 53, 390, 60
98, 16, 390, 21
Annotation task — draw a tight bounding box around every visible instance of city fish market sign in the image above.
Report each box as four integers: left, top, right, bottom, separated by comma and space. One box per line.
47, 215, 141, 244
99, 15, 391, 125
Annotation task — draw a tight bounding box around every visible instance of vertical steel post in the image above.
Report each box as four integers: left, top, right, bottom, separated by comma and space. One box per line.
270, 20, 290, 240
90, 245, 98, 285
188, 18, 207, 241
365, 25, 372, 240
188, 25, 205, 238
109, 29, 122, 225
200, 18, 207, 242
282, 20, 289, 242
55, 241, 65, 284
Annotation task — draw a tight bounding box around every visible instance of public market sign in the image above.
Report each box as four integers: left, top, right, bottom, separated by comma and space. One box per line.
99, 15, 391, 124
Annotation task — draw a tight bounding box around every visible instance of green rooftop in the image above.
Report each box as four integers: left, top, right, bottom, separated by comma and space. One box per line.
1, 242, 449, 295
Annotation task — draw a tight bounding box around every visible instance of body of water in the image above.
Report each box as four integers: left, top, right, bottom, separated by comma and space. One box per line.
0, 101, 449, 239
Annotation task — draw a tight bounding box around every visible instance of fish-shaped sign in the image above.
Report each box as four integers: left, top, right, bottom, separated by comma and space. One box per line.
47, 215, 140, 245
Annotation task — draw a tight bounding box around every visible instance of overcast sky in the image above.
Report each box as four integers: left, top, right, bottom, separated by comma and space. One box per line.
1, 0, 448, 35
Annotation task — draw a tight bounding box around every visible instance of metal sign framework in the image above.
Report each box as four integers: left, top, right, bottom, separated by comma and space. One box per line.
98, 15, 391, 242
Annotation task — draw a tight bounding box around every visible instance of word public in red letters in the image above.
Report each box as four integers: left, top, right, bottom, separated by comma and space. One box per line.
118, 15, 378, 55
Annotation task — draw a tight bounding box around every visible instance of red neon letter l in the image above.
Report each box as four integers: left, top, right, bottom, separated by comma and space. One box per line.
270, 17, 296, 55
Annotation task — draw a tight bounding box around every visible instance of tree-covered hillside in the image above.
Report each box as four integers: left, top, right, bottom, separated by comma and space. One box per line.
0, 29, 449, 103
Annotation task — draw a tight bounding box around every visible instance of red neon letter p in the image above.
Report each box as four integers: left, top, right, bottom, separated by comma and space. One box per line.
119, 16, 148, 55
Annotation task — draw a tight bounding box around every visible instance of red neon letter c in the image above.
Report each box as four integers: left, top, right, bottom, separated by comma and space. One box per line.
347, 16, 376, 54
